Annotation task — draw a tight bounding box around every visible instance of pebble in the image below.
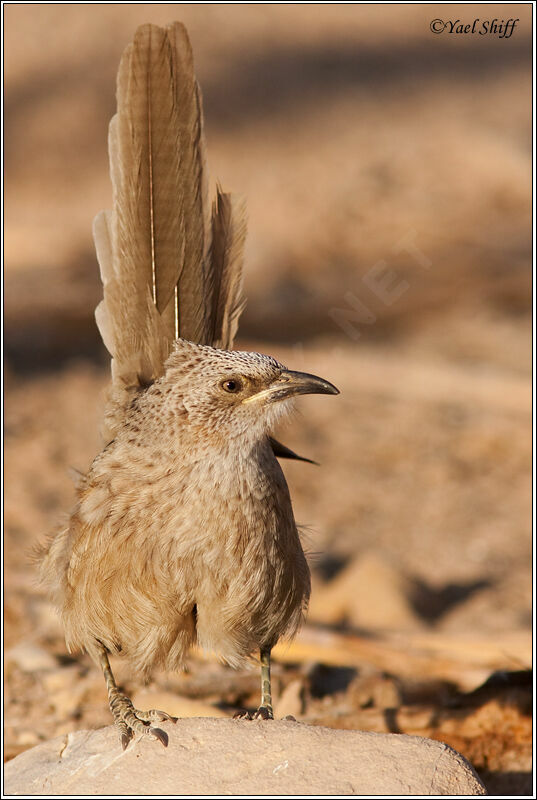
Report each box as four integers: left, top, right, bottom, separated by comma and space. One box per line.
6, 641, 57, 672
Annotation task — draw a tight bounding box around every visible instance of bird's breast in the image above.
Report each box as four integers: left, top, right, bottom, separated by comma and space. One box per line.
171, 448, 309, 662
170, 448, 295, 556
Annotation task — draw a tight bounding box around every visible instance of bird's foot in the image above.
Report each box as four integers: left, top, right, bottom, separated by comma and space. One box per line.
233, 705, 274, 721
233, 709, 252, 720
253, 705, 274, 720
110, 694, 178, 749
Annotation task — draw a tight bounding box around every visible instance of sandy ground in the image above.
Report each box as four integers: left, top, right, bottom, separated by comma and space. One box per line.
4, 4, 532, 795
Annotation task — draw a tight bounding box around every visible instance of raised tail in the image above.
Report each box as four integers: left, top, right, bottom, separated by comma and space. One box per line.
94, 23, 246, 439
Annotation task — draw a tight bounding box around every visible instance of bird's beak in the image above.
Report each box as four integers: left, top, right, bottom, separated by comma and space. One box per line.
243, 369, 339, 404
274, 370, 340, 400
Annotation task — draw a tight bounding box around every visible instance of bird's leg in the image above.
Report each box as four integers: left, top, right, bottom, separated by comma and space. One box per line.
252, 648, 274, 720
233, 648, 275, 720
97, 642, 177, 749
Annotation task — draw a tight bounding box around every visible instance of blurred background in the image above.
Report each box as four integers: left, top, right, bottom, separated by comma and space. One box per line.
4, 4, 532, 793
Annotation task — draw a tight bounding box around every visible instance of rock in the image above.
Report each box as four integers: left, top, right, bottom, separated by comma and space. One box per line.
273, 679, 305, 719
5, 641, 57, 672
309, 552, 421, 631
15, 731, 40, 747
42, 668, 101, 718
47, 686, 87, 718
4, 718, 486, 795
130, 689, 228, 719
348, 672, 402, 710
41, 666, 81, 693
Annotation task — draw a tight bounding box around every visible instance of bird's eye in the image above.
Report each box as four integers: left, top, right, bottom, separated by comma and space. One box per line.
222, 378, 242, 393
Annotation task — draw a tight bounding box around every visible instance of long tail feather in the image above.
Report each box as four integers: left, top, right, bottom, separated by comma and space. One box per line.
94, 22, 247, 438
211, 188, 247, 350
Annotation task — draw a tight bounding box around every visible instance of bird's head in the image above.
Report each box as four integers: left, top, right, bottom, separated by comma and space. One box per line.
140, 339, 338, 449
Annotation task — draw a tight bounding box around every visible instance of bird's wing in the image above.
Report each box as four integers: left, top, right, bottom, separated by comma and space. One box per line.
269, 437, 319, 466
94, 23, 247, 438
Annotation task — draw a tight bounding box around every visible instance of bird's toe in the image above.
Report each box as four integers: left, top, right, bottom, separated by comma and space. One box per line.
233, 709, 253, 720
252, 705, 274, 720
149, 726, 169, 747
137, 708, 178, 724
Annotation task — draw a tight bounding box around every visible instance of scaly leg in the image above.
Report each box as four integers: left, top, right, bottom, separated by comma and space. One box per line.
97, 643, 177, 749
252, 647, 274, 719
233, 648, 276, 720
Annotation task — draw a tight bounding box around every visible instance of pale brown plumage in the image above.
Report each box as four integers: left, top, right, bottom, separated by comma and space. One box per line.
40, 22, 338, 748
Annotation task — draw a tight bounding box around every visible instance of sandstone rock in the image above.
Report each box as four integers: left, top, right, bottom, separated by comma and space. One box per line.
4, 718, 486, 795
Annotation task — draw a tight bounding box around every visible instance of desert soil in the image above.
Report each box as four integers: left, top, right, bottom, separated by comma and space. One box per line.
4, 5, 532, 795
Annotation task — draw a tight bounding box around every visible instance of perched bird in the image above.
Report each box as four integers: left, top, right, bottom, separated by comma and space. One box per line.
40, 22, 338, 749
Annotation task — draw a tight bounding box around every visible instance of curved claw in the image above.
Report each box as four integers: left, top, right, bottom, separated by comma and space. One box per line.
101, 647, 175, 751
140, 708, 178, 724
112, 701, 175, 748
233, 710, 252, 720
121, 731, 132, 751
150, 727, 169, 747
118, 719, 133, 751
155, 711, 177, 724
252, 706, 273, 720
